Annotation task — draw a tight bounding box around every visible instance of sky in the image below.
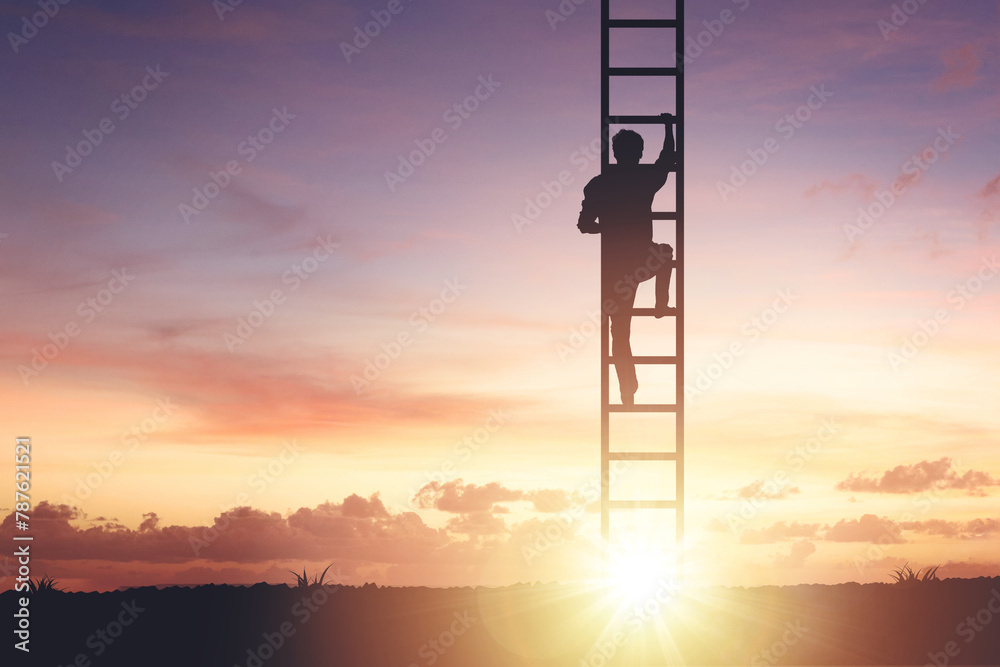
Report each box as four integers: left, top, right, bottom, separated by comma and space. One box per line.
0, 0, 999, 592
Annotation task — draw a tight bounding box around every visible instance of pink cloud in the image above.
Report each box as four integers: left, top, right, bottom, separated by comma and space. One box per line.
901, 518, 1000, 539
411, 480, 585, 515
68, 1, 354, 46
775, 540, 816, 568
523, 488, 589, 513
835, 458, 1000, 496
705, 518, 729, 532
2, 497, 448, 566
444, 511, 509, 537
976, 171, 1000, 239
0, 489, 604, 591
936, 560, 1000, 579
740, 521, 820, 545
718, 479, 800, 501
412, 480, 523, 513
983, 173, 1000, 199
824, 514, 905, 543
0, 331, 528, 447
805, 173, 879, 200
933, 44, 984, 92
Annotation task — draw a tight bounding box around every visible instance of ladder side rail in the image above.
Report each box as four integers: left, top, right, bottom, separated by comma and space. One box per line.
599, 0, 611, 551
674, 0, 686, 571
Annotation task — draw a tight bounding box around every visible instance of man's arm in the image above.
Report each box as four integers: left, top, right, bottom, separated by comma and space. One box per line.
577, 180, 600, 234
654, 112, 676, 171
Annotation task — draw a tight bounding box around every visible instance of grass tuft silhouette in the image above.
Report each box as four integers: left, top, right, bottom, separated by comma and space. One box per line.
288, 564, 334, 588
28, 575, 64, 593
889, 562, 940, 585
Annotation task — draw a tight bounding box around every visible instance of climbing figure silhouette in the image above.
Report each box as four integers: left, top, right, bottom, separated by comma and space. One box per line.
577, 113, 676, 405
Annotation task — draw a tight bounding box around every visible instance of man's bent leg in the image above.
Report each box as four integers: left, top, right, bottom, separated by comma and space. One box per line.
653, 243, 674, 317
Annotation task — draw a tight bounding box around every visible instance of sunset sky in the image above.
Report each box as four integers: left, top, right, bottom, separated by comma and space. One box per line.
1, 0, 999, 592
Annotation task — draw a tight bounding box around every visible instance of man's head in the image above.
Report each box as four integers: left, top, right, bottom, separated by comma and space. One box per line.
612, 129, 643, 166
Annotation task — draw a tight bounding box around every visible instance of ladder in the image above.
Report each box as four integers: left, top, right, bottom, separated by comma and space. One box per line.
600, 0, 684, 573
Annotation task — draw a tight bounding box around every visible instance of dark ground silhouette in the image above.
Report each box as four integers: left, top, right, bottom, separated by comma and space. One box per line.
5, 577, 1000, 666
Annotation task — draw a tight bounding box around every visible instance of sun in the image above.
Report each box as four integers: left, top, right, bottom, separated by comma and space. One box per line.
607, 547, 681, 602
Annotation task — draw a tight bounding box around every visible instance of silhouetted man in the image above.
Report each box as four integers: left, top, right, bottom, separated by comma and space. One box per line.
577, 115, 675, 405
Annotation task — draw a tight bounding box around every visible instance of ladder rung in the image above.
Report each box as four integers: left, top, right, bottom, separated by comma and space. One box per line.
609, 404, 677, 413
609, 500, 678, 510
605, 163, 678, 173
608, 452, 677, 461
609, 67, 678, 77
607, 115, 678, 125
607, 19, 679, 29
630, 307, 677, 317
651, 212, 678, 220
607, 356, 676, 365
